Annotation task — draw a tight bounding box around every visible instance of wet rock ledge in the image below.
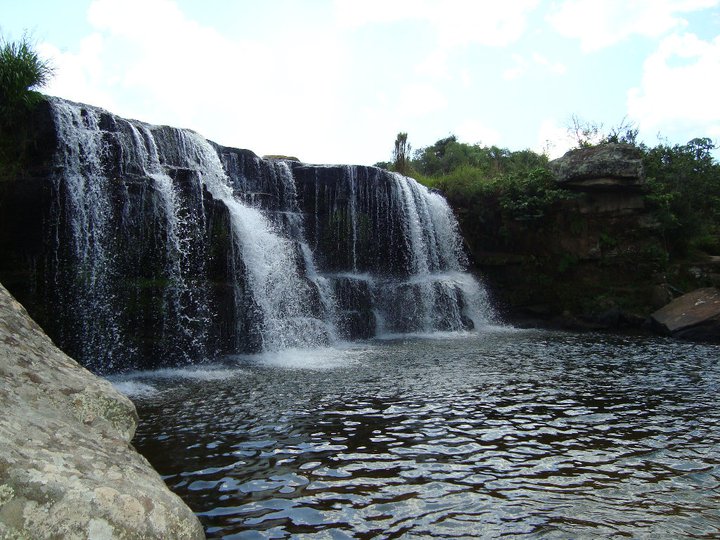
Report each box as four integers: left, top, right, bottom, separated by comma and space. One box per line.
0, 283, 204, 539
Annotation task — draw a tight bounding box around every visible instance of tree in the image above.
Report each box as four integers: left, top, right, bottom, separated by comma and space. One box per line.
0, 33, 53, 127
567, 114, 603, 148
393, 132, 411, 175
603, 116, 639, 146
644, 137, 720, 255
567, 114, 641, 148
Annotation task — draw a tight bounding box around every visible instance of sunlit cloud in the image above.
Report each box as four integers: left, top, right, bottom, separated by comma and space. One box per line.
628, 33, 720, 141
37, 0, 351, 163
397, 83, 448, 118
502, 52, 566, 80
416, 50, 451, 79
548, 0, 720, 52
531, 52, 567, 75
503, 53, 527, 80
21, 0, 720, 165
536, 118, 576, 158
454, 119, 502, 147
334, 0, 540, 47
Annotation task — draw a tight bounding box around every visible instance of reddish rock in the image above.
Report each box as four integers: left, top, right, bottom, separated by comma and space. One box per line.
651, 287, 720, 342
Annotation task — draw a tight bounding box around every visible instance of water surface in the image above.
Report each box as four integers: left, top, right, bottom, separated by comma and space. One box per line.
120, 330, 720, 538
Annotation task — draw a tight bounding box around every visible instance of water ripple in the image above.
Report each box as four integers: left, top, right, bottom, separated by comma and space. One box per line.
129, 331, 720, 538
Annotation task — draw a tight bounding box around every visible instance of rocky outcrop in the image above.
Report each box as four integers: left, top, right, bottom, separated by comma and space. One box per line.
550, 143, 645, 191
650, 287, 720, 342
0, 283, 205, 539
460, 143, 666, 328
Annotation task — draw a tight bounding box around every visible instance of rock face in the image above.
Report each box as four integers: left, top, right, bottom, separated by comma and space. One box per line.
550, 143, 645, 191
0, 283, 205, 539
651, 287, 720, 342
460, 143, 666, 327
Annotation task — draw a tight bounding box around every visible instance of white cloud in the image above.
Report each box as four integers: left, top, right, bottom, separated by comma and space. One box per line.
536, 118, 576, 158
334, 0, 540, 47
503, 53, 528, 80
502, 52, 566, 80
416, 50, 450, 79
38, 34, 118, 110
37, 0, 352, 163
531, 52, 567, 75
548, 0, 720, 52
454, 120, 501, 146
397, 84, 448, 118
627, 33, 720, 141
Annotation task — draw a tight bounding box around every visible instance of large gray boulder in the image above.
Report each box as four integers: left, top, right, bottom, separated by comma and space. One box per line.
650, 287, 720, 342
550, 143, 645, 191
0, 283, 205, 539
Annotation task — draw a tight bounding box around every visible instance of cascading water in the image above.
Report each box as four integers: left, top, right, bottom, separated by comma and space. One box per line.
50, 101, 128, 370
294, 165, 493, 337
126, 122, 211, 360
40, 97, 494, 371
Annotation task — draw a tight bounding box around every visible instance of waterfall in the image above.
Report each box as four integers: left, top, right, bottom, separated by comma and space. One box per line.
295, 164, 493, 337
40, 97, 494, 371
51, 101, 125, 370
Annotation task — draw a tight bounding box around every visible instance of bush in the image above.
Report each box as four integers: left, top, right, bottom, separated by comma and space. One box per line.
0, 34, 53, 127
408, 136, 563, 222
643, 137, 720, 255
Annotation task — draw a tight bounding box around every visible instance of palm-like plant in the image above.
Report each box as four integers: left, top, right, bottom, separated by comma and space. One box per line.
0, 34, 54, 126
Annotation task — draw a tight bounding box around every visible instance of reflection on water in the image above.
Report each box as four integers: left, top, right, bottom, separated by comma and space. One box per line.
122, 330, 720, 538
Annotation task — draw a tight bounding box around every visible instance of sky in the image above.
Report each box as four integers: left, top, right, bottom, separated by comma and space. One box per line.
2, 0, 720, 164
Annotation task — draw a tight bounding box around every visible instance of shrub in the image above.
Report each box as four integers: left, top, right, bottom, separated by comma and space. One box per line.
643, 137, 720, 255
0, 34, 53, 127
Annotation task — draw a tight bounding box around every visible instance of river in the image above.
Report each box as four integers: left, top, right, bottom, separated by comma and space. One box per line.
113, 328, 720, 538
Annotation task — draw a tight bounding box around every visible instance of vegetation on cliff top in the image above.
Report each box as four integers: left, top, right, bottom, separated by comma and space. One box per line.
0, 35, 54, 182
379, 128, 720, 260
0, 34, 53, 128
376, 127, 719, 320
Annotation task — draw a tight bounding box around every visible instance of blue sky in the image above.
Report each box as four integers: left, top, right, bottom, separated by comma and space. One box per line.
3, 0, 720, 164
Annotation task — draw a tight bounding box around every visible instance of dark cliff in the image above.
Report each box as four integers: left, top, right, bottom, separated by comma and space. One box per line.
456, 143, 720, 330
0, 97, 490, 372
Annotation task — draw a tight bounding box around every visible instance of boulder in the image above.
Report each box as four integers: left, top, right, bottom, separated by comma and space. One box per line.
0, 283, 205, 539
650, 287, 720, 342
550, 143, 645, 191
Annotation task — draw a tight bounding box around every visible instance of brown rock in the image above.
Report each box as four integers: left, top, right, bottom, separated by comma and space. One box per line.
650, 287, 720, 342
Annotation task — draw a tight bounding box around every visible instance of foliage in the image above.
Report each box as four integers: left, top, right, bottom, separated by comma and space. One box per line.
567, 115, 639, 148
412, 135, 547, 178
567, 114, 603, 148
0, 34, 53, 127
391, 128, 720, 260
397, 135, 563, 222
643, 137, 720, 255
561, 114, 719, 257
496, 167, 570, 220
0, 34, 53, 182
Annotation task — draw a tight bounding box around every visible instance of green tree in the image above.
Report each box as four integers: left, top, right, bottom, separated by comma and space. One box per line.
644, 137, 720, 255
